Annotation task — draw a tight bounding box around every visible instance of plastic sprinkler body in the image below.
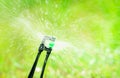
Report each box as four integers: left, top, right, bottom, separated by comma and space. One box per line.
28, 36, 56, 78
42, 36, 56, 49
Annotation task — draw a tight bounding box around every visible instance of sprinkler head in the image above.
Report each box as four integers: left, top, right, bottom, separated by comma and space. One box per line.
42, 36, 56, 48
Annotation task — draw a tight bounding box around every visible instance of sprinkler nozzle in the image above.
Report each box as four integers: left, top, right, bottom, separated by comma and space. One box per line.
42, 36, 56, 48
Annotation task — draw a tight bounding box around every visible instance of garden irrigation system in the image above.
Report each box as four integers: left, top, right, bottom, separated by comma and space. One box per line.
28, 36, 56, 78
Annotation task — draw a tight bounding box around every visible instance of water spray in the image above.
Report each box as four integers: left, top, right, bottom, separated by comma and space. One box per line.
28, 36, 56, 78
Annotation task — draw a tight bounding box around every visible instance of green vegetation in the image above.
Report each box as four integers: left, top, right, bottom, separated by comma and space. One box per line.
0, 0, 120, 78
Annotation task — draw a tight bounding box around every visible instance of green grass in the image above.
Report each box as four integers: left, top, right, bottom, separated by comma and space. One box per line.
0, 0, 120, 78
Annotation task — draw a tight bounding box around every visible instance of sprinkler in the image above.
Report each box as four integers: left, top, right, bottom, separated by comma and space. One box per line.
28, 36, 56, 78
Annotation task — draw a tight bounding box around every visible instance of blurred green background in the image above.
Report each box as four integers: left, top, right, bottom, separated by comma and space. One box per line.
0, 0, 120, 78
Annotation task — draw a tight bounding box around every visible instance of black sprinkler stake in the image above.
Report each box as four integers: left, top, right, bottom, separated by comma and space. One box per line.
28, 36, 55, 78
